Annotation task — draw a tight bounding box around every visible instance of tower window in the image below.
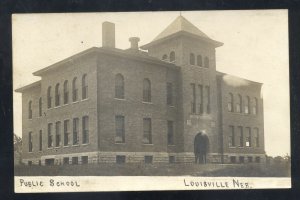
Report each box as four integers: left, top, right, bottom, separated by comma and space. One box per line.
190, 53, 195, 65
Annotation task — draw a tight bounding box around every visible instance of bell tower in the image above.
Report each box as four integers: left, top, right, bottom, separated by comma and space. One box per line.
141, 16, 224, 163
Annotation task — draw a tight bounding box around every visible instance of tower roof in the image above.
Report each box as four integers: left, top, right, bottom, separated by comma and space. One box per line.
153, 15, 211, 41
141, 15, 223, 49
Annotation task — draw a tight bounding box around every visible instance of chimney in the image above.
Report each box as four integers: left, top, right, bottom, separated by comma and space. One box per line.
102, 22, 115, 48
129, 37, 140, 51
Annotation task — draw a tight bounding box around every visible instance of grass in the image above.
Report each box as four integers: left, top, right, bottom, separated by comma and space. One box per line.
14, 162, 290, 177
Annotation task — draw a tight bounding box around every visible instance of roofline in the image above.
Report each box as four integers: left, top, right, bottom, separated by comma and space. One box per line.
140, 31, 223, 50
33, 47, 98, 76
15, 80, 41, 93
216, 70, 263, 85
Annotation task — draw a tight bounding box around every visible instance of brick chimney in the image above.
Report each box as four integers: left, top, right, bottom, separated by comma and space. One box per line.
129, 37, 140, 51
102, 22, 115, 48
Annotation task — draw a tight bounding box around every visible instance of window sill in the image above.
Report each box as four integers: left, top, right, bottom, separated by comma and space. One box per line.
142, 101, 153, 104
115, 142, 126, 145
54, 146, 60, 149
114, 98, 126, 101
167, 144, 175, 146
81, 143, 89, 146
142, 143, 154, 145
72, 144, 80, 147
63, 145, 71, 148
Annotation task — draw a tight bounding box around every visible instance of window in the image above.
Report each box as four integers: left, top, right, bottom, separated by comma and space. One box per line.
230, 156, 236, 163
204, 57, 209, 68
72, 77, 78, 102
29, 132, 33, 152
115, 115, 125, 143
245, 127, 251, 147
82, 156, 88, 164
205, 86, 211, 114
190, 53, 195, 65
239, 156, 245, 163
236, 94, 242, 113
144, 156, 153, 164
39, 130, 42, 151
115, 74, 124, 99
228, 93, 234, 112
63, 157, 69, 165
143, 78, 151, 102
143, 118, 152, 144
255, 157, 261, 163
39, 98, 42, 117
254, 128, 259, 147
169, 156, 175, 163
248, 157, 253, 163
229, 126, 235, 147
191, 83, 196, 114
64, 120, 70, 146
166, 82, 173, 106
28, 101, 32, 119
198, 85, 203, 114
170, 51, 175, 62
72, 157, 78, 165
48, 123, 53, 148
162, 54, 167, 60
55, 83, 60, 106
197, 55, 202, 66
63, 80, 69, 104
245, 96, 250, 114
55, 121, 61, 147
82, 74, 88, 99
82, 116, 89, 144
73, 118, 79, 145
167, 121, 174, 145
238, 126, 243, 147
45, 158, 54, 166
47, 86, 52, 108
116, 155, 126, 164
253, 98, 258, 115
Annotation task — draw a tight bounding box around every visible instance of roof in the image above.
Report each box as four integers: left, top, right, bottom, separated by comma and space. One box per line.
15, 80, 41, 93
141, 16, 223, 49
31, 46, 178, 77
216, 71, 262, 85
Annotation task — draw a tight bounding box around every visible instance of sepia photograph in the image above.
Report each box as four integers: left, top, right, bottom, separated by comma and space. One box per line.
12, 10, 290, 192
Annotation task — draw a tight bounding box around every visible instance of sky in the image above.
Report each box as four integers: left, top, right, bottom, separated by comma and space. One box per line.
12, 10, 289, 157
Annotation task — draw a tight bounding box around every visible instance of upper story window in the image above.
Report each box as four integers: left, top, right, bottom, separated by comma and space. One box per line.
143, 118, 152, 144
238, 126, 243, 147
63, 80, 69, 104
197, 55, 202, 67
229, 125, 235, 147
190, 53, 195, 65
55, 83, 60, 107
55, 121, 61, 147
162, 54, 168, 60
167, 121, 174, 145
228, 93, 234, 112
72, 77, 78, 102
47, 86, 52, 108
28, 100, 32, 119
115, 115, 125, 143
253, 97, 258, 115
73, 118, 79, 145
39, 97, 42, 117
245, 127, 251, 147
143, 78, 151, 102
39, 130, 42, 151
48, 123, 53, 148
205, 86, 211, 114
190, 83, 196, 114
236, 94, 242, 113
63, 120, 70, 146
115, 74, 124, 99
166, 82, 173, 106
170, 51, 175, 62
82, 74, 88, 100
198, 85, 203, 114
28, 132, 33, 152
204, 57, 209, 68
245, 96, 250, 114
254, 128, 259, 147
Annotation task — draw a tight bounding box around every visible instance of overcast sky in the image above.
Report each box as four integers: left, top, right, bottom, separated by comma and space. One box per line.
12, 10, 289, 157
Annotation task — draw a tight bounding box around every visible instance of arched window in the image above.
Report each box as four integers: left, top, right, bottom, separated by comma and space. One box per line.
190, 53, 195, 65
197, 55, 202, 66
245, 96, 250, 114
28, 100, 32, 119
115, 74, 124, 99
39, 97, 42, 117
63, 80, 69, 104
162, 54, 168, 60
228, 93, 234, 112
204, 57, 209, 68
143, 78, 151, 102
170, 51, 175, 62
47, 86, 52, 108
236, 94, 242, 113
82, 74, 88, 99
253, 98, 258, 115
55, 83, 60, 106
72, 77, 78, 102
